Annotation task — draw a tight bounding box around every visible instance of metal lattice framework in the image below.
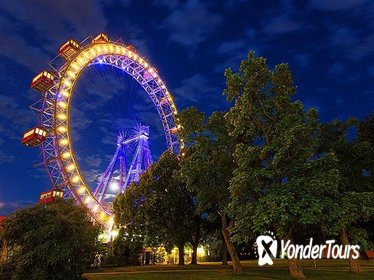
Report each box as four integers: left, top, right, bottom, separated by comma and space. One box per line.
30, 34, 184, 227
94, 125, 153, 204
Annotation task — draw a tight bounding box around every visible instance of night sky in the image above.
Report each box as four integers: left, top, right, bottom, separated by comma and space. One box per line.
0, 0, 373, 215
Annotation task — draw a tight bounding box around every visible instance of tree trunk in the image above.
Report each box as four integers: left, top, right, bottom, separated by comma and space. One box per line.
340, 228, 362, 273
221, 232, 228, 265
286, 230, 306, 279
220, 212, 243, 275
178, 243, 185, 265
222, 244, 228, 265
191, 242, 198, 265
288, 258, 306, 279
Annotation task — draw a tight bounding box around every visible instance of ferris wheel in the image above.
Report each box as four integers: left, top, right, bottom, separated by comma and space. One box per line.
21, 33, 184, 228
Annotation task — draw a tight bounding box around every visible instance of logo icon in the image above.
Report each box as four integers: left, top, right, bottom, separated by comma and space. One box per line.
256, 231, 277, 266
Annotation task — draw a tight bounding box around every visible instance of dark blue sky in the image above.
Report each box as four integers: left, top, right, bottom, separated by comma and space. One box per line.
0, 0, 373, 214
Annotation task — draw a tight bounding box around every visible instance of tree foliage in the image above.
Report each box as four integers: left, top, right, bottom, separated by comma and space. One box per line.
319, 118, 374, 272
114, 151, 196, 265
358, 112, 374, 146
179, 107, 243, 274
0, 199, 100, 280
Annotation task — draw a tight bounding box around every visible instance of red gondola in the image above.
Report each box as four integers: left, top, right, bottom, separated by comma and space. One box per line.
31, 71, 54, 93
127, 44, 136, 52
21, 127, 47, 147
92, 33, 109, 43
170, 127, 178, 134
59, 39, 80, 60
39, 189, 64, 204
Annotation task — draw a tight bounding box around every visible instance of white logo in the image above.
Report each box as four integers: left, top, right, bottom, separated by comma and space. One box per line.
256, 233, 360, 266
256, 232, 278, 266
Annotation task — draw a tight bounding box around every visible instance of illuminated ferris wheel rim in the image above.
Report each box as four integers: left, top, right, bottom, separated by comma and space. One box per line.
31, 34, 184, 227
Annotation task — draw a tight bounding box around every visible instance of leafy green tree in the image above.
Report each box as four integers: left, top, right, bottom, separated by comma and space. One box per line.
224, 52, 339, 279
179, 107, 243, 275
112, 182, 158, 266
358, 112, 374, 146
319, 119, 374, 272
114, 151, 195, 265
0, 199, 100, 280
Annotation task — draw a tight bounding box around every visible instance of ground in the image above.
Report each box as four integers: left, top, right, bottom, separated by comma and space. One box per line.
85, 259, 374, 280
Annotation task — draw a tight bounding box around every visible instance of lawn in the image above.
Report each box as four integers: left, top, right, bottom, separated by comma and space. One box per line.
85, 259, 374, 280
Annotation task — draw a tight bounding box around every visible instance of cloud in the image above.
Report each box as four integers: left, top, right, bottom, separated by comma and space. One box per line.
0, 151, 18, 164
0, 0, 107, 71
261, 16, 303, 35
258, 0, 305, 36
152, 0, 179, 9
161, 0, 223, 49
0, 200, 35, 215
328, 26, 374, 61
214, 29, 258, 72
309, 0, 370, 11
174, 74, 217, 105
0, 95, 34, 139
85, 154, 103, 168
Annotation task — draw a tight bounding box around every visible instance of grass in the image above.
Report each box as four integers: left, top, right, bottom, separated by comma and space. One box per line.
85, 259, 374, 280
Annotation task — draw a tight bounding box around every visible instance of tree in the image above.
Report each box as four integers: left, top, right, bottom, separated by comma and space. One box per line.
0, 199, 100, 280
224, 52, 339, 279
114, 151, 195, 265
319, 119, 374, 272
358, 112, 374, 146
179, 107, 243, 275
112, 182, 148, 266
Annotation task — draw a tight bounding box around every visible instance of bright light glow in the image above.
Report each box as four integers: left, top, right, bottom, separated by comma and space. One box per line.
99, 212, 106, 220
57, 113, 67, 120
59, 138, 69, 146
108, 216, 114, 226
197, 247, 205, 257
57, 126, 67, 133
78, 57, 85, 66
110, 229, 119, 239
83, 51, 90, 61
71, 175, 80, 183
60, 90, 69, 97
61, 151, 71, 159
78, 186, 86, 194
57, 101, 68, 109
66, 163, 75, 171
67, 71, 76, 79
63, 80, 72, 88
85, 196, 92, 204
71, 63, 79, 70
90, 48, 96, 56
109, 181, 120, 192
93, 204, 99, 213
